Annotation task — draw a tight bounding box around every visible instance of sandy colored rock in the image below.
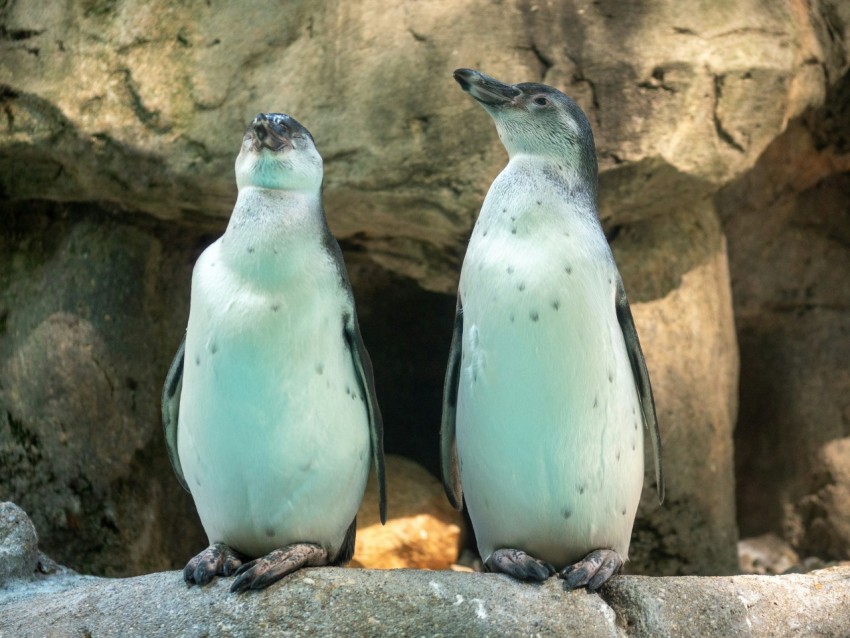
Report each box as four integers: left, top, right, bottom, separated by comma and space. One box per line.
613, 204, 740, 576
0, 0, 836, 291
718, 71, 850, 560
793, 438, 850, 560
739, 534, 801, 575
352, 455, 462, 570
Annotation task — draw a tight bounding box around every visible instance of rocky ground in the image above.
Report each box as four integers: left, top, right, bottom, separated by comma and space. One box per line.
5, 566, 850, 638
2, 503, 848, 638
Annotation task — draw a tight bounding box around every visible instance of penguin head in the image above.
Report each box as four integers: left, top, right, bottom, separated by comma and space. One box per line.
454, 68, 597, 182
235, 113, 323, 192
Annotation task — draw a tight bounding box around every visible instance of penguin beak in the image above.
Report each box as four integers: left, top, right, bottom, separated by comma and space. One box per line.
454, 68, 521, 107
245, 114, 292, 152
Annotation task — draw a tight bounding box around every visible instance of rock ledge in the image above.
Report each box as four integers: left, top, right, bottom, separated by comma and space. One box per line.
1, 564, 848, 638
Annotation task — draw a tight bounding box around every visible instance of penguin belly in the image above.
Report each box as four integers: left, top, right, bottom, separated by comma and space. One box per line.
177, 242, 371, 558
456, 232, 644, 567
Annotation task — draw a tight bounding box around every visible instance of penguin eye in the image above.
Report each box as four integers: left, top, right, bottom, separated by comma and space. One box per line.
533, 96, 550, 107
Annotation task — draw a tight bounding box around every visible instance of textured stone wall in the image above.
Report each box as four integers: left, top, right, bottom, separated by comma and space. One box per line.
1, 0, 848, 577
718, 69, 850, 561
0, 203, 209, 574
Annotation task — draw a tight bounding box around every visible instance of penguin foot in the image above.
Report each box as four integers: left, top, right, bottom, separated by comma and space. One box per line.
230, 543, 328, 593
485, 548, 556, 581
183, 543, 244, 586
559, 549, 623, 591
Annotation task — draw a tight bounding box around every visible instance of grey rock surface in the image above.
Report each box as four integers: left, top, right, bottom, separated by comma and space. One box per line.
0, 502, 38, 583
604, 568, 850, 638
1, 564, 849, 638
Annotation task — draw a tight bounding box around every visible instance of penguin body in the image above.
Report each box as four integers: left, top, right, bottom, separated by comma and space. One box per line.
163, 113, 385, 592
456, 156, 643, 566
442, 70, 663, 588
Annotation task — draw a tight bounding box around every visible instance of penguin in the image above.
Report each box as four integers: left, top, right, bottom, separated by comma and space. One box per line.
441, 69, 664, 590
162, 113, 386, 593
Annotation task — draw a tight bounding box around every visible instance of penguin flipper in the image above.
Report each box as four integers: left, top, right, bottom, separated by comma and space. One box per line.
332, 517, 357, 566
615, 279, 665, 503
440, 299, 464, 510
162, 336, 189, 492
344, 313, 387, 525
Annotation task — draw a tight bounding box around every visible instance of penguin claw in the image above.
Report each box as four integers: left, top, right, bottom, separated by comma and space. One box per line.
183, 543, 244, 586
559, 549, 623, 591
229, 543, 329, 593
485, 548, 556, 581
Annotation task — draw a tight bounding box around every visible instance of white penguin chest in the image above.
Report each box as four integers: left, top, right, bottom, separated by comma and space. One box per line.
455, 190, 644, 566
177, 238, 370, 557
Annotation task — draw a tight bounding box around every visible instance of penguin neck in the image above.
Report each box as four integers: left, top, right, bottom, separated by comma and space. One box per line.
506, 153, 597, 199
219, 186, 330, 286
477, 153, 599, 237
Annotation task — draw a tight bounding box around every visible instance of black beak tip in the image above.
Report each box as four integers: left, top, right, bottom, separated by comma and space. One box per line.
452, 68, 520, 105
249, 114, 265, 134
453, 68, 476, 91
246, 114, 290, 151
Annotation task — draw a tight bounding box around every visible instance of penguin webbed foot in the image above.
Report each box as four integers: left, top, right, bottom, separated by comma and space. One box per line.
485, 548, 556, 581
229, 542, 328, 593
559, 549, 623, 591
183, 543, 244, 586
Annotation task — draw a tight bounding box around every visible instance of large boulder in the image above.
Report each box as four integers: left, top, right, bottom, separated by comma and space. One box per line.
617, 214, 740, 575
0, 1, 833, 284
718, 68, 850, 561
0, 502, 39, 583
352, 455, 463, 570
